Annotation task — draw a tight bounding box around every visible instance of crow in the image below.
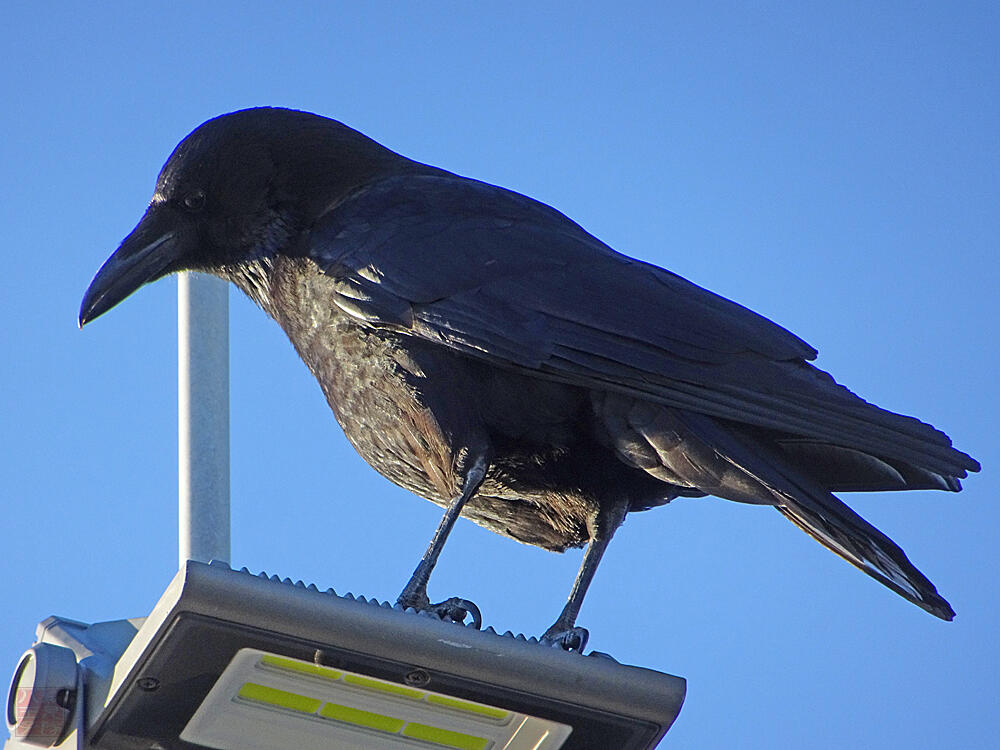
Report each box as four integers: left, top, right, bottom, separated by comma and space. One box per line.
80, 108, 979, 649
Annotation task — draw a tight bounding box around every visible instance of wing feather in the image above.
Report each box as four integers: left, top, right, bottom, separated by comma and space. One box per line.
311, 174, 978, 478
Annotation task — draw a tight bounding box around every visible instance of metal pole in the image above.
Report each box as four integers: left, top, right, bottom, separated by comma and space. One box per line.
178, 272, 231, 566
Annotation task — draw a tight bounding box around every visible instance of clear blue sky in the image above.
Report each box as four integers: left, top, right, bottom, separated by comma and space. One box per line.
4, 3, 997, 747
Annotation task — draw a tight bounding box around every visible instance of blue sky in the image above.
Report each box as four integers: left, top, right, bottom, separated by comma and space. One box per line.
3, 3, 997, 747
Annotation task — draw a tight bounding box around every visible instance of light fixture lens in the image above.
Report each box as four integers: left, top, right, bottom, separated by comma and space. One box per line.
182, 648, 572, 750
6, 644, 78, 747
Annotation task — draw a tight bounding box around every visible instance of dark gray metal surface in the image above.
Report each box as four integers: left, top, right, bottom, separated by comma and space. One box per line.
87, 560, 684, 749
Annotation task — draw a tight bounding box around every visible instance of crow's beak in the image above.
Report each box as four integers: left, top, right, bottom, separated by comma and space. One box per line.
80, 205, 192, 327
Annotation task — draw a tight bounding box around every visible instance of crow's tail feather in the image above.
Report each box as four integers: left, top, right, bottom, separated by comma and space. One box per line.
679, 411, 956, 620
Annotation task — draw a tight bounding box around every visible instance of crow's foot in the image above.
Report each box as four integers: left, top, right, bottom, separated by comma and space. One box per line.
540, 625, 589, 652
428, 597, 482, 629
396, 592, 482, 629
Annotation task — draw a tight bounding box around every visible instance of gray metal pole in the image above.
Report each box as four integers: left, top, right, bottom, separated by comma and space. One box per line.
178, 272, 231, 566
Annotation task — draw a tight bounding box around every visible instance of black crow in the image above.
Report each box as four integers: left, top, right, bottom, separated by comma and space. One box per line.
80, 108, 979, 649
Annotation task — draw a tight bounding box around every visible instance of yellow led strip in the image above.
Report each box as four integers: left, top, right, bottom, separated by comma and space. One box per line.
402, 722, 490, 750
318, 702, 405, 733
260, 654, 344, 680
343, 673, 424, 700
427, 694, 509, 720
237, 683, 320, 713
237, 679, 489, 749
259, 653, 512, 723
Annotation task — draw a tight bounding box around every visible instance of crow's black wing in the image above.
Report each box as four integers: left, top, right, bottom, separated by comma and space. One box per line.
311, 174, 978, 479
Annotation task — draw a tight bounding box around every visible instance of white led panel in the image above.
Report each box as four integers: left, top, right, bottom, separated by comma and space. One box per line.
181, 649, 572, 750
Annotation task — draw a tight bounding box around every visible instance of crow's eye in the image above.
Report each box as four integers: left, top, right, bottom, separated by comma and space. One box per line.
182, 189, 206, 212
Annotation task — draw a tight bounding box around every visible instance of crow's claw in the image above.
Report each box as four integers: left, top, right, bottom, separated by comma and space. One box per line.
428, 597, 482, 629
540, 625, 589, 652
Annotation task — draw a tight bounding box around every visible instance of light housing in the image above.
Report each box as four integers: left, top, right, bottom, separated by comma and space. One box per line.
6, 561, 685, 749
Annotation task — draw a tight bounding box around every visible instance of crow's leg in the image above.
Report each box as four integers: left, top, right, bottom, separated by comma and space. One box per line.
541, 498, 629, 651
397, 454, 488, 628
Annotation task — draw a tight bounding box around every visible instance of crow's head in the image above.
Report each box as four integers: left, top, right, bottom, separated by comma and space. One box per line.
80, 107, 415, 326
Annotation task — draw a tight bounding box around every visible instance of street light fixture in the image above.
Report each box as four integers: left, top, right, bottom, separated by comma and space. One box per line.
7, 561, 685, 750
